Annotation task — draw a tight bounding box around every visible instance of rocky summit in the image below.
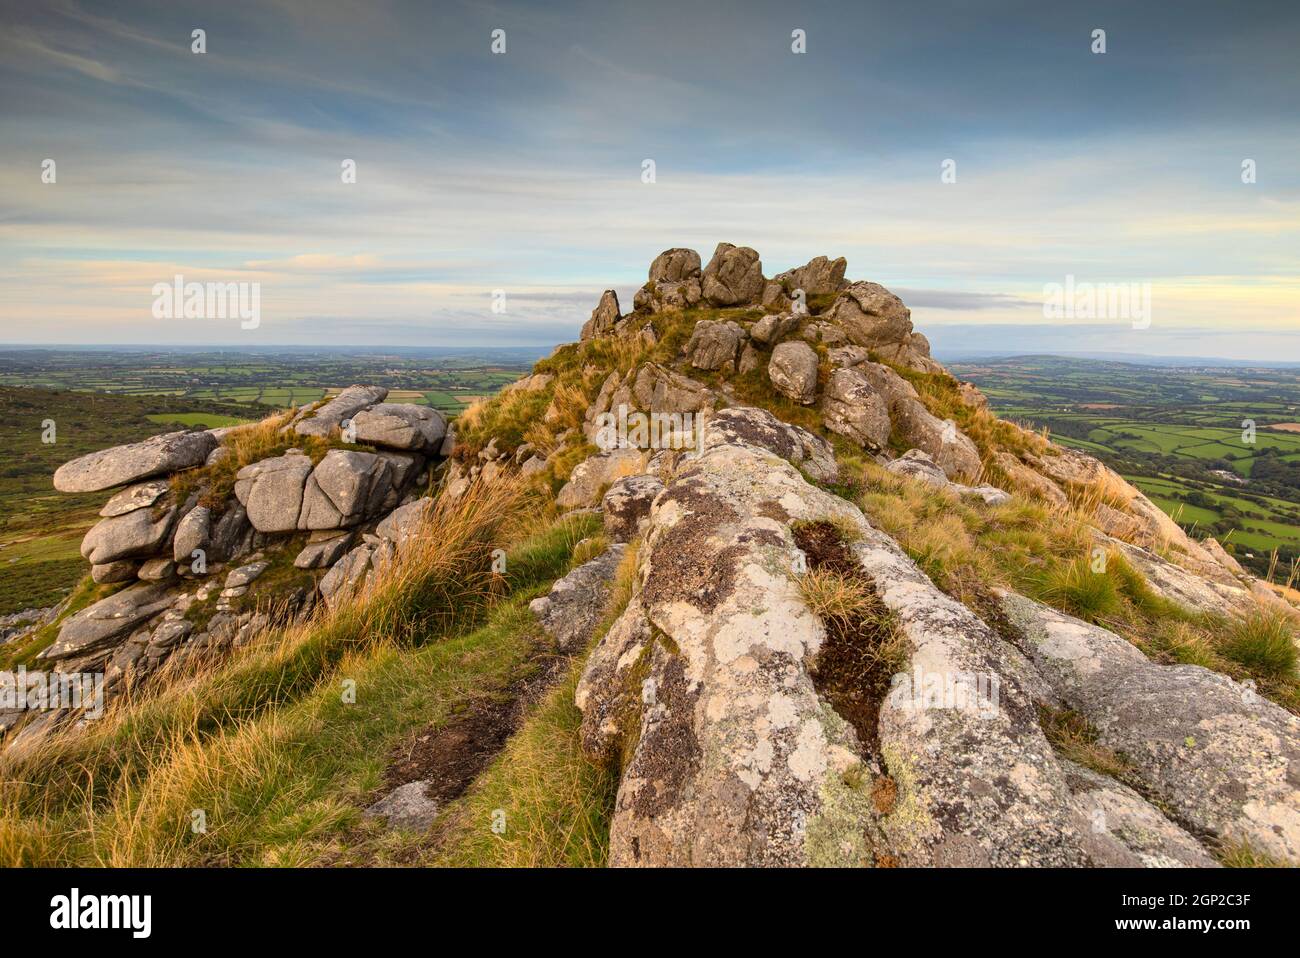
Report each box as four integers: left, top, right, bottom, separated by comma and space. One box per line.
9, 244, 1299, 869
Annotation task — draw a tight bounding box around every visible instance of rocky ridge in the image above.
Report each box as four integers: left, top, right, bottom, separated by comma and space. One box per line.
14, 243, 1300, 868
2, 387, 448, 743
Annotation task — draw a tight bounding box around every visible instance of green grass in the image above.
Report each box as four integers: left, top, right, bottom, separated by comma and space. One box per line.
0, 480, 607, 866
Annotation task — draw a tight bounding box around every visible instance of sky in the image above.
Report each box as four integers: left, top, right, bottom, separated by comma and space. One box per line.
1, 0, 1297, 359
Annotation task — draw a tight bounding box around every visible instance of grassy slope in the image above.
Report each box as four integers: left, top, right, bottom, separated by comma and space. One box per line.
0, 479, 603, 865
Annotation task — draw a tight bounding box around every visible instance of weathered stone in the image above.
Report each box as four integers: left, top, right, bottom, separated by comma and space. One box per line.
225, 561, 268, 589
319, 544, 374, 607
99, 480, 170, 518
209, 503, 252, 563
648, 248, 702, 283
767, 341, 819, 405
500, 372, 555, 395
91, 560, 139, 584
54, 431, 218, 493
375, 496, 431, 544
293, 530, 354, 569
40, 582, 176, 661
172, 506, 212, 564
993, 451, 1068, 507
822, 367, 891, 448
885, 449, 949, 487
1202, 537, 1247, 578
581, 290, 621, 340
685, 319, 745, 372
1097, 534, 1248, 618
701, 242, 764, 306
137, 558, 176, 581
351, 403, 447, 453
364, 781, 440, 831
890, 398, 982, 481
530, 544, 627, 650
556, 449, 651, 509
801, 321, 848, 347
298, 450, 392, 530
773, 255, 848, 296
749, 312, 800, 346
602, 474, 664, 542
1000, 591, 1300, 862
630, 364, 714, 414
80, 504, 178, 565
234, 452, 312, 533
293, 385, 388, 438
1060, 760, 1219, 868
823, 281, 914, 349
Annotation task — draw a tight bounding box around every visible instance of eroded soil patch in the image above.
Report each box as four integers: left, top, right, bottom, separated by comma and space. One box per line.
794, 520, 904, 759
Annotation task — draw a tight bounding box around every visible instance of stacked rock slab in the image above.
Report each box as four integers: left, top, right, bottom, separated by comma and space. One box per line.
19, 387, 450, 739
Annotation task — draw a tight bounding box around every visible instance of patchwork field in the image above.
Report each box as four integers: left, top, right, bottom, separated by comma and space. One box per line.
951, 355, 1300, 577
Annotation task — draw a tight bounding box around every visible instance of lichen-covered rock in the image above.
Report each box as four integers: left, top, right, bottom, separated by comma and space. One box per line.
700, 242, 764, 306
822, 367, 890, 449
685, 319, 745, 372
768, 341, 819, 405
993, 451, 1068, 507
1000, 591, 1300, 862
701, 406, 837, 484
1097, 534, 1248, 618
293, 384, 388, 438
581, 290, 621, 340
530, 543, 626, 650
630, 363, 714, 414
1202, 537, 1247, 578
801, 321, 849, 347
582, 444, 867, 865
234, 452, 313, 533
1060, 760, 1219, 868
54, 431, 218, 493
602, 474, 664, 542
580, 437, 1096, 866
351, 403, 447, 453
890, 397, 981, 481
773, 255, 848, 296
91, 560, 139, 584
823, 281, 914, 349
749, 311, 800, 346
99, 480, 170, 517
319, 543, 374, 607
648, 248, 702, 284
885, 448, 949, 487
556, 449, 651, 509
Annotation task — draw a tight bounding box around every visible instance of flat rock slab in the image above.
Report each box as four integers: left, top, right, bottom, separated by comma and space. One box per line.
40, 582, 176, 661
293, 385, 388, 438
54, 431, 217, 493
530, 544, 627, 650
1000, 590, 1300, 862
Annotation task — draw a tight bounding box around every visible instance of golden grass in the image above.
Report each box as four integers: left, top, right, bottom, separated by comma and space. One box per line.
0, 476, 531, 865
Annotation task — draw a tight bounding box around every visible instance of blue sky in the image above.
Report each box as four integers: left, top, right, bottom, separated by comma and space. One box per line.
1, 0, 1297, 358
